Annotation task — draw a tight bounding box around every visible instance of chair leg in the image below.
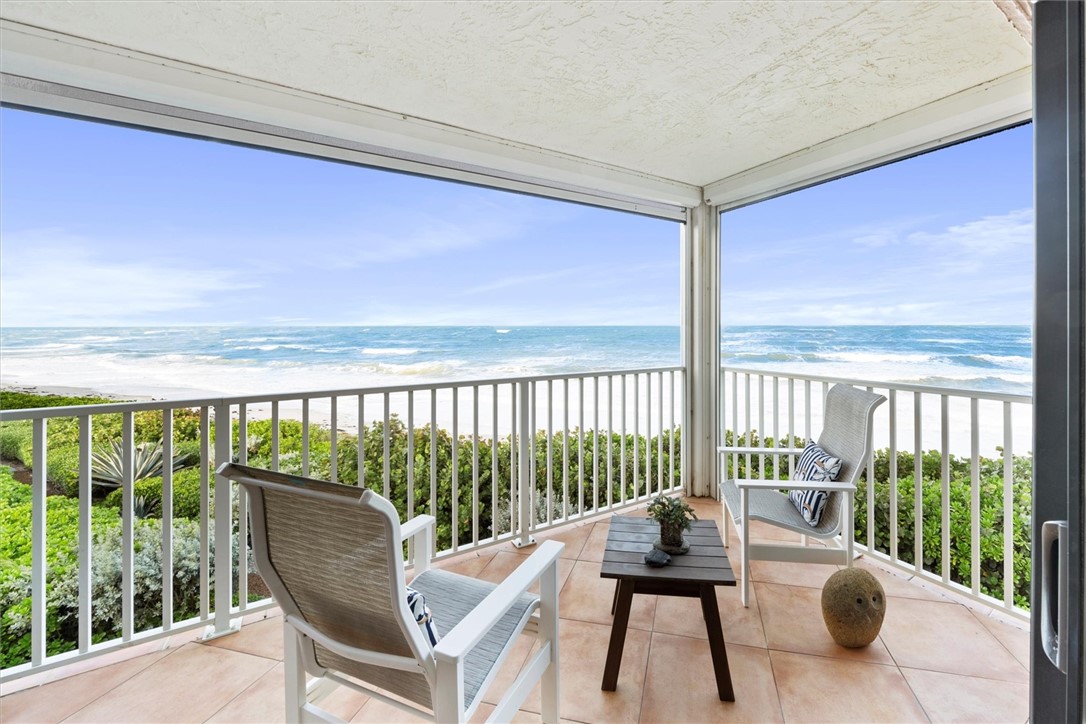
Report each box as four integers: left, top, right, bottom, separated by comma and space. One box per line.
740, 490, 750, 608
846, 490, 855, 568
284, 624, 307, 724
540, 559, 560, 724
721, 498, 730, 547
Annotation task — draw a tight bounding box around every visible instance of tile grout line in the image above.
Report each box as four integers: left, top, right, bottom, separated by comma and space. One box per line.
57, 645, 187, 724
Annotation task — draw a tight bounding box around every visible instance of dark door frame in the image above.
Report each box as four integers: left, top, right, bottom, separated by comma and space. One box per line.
1032, 1, 1085, 720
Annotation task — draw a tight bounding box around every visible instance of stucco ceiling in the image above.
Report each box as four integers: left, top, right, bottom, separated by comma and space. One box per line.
0, 1, 1030, 198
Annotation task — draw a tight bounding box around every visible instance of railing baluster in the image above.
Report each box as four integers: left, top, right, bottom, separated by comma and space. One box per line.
633, 373, 640, 498
970, 398, 981, 596
772, 376, 780, 480
473, 385, 480, 546
407, 391, 415, 548
757, 374, 765, 480
620, 374, 627, 505
212, 404, 233, 635
491, 384, 499, 538
804, 379, 812, 441
161, 410, 173, 630
530, 381, 537, 528
578, 377, 585, 516
669, 370, 676, 491
237, 405, 249, 611
594, 376, 600, 509
608, 375, 614, 509
1002, 401, 1014, 608
200, 407, 210, 620
563, 380, 570, 520
744, 374, 751, 479
657, 371, 664, 495
866, 386, 875, 552
121, 412, 134, 641
729, 370, 737, 480
358, 395, 365, 487
301, 399, 310, 478
78, 415, 92, 650
431, 391, 437, 530
271, 401, 280, 472
914, 392, 923, 575
940, 395, 950, 584
787, 378, 795, 476
329, 396, 338, 484
30, 418, 47, 666
451, 387, 458, 551
510, 384, 517, 536
888, 390, 898, 562
383, 392, 391, 499
546, 380, 553, 525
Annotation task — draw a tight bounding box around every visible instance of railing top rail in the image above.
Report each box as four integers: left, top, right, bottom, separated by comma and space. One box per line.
721, 365, 1032, 405
0, 365, 685, 421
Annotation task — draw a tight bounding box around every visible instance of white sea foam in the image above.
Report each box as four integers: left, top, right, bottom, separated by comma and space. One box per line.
817, 351, 936, 364
973, 354, 1032, 369
361, 348, 420, 356
496, 329, 511, 334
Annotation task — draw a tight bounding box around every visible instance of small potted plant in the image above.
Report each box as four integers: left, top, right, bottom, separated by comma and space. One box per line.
647, 494, 697, 554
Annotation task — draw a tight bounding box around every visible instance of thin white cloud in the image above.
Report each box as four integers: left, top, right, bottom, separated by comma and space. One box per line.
722, 208, 1035, 326
906, 208, 1033, 254
0, 229, 258, 326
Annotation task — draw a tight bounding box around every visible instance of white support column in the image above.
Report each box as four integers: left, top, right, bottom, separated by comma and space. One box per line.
682, 202, 721, 497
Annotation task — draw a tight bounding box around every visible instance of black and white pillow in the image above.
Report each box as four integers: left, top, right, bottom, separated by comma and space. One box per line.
406, 586, 440, 648
788, 442, 842, 526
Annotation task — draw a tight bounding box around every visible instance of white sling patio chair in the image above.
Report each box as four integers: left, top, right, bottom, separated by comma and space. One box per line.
219, 463, 562, 724
718, 384, 886, 607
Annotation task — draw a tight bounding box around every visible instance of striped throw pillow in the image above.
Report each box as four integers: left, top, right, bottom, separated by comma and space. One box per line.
788, 442, 842, 526
406, 586, 440, 648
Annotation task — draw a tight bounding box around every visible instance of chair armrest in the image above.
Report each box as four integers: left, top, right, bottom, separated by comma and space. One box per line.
733, 477, 855, 492
401, 515, 436, 572
434, 540, 564, 662
400, 514, 436, 542
718, 446, 804, 456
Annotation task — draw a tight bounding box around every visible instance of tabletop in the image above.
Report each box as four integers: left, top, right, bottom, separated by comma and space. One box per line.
599, 515, 736, 587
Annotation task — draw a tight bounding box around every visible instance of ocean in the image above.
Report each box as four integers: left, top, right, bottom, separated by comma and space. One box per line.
0, 325, 1032, 399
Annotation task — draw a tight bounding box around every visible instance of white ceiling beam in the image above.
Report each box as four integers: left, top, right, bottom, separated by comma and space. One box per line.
0, 21, 702, 211
704, 68, 1031, 211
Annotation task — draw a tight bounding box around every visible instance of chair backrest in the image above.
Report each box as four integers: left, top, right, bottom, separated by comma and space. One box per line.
222, 463, 434, 706
815, 385, 887, 531
816, 384, 887, 485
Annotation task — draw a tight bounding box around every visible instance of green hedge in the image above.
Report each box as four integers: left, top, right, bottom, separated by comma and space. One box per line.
238, 416, 681, 551
0, 466, 237, 669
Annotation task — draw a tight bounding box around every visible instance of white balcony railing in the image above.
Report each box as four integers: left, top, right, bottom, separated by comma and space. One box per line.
0, 366, 685, 682
720, 366, 1032, 620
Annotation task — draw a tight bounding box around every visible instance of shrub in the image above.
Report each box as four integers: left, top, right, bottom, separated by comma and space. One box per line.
101, 466, 211, 520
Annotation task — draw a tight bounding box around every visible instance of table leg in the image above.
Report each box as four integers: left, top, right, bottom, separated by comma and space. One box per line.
602, 579, 634, 691
611, 581, 619, 615
699, 584, 735, 702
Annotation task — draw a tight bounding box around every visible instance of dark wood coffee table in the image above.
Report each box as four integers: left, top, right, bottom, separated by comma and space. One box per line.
600, 515, 736, 701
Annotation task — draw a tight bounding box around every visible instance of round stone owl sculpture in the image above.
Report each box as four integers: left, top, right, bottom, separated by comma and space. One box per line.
821, 568, 886, 647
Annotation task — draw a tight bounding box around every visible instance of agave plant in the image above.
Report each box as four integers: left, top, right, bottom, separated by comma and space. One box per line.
91, 440, 191, 489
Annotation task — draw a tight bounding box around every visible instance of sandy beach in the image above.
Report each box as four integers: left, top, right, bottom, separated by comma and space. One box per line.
3, 373, 1033, 459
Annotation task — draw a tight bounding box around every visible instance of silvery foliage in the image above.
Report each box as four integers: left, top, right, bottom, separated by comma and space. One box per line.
48, 518, 253, 637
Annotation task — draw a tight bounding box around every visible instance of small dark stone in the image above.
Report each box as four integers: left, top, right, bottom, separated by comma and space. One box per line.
644, 548, 671, 567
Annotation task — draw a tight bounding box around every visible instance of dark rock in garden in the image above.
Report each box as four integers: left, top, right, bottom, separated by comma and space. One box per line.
644, 548, 671, 567
821, 567, 886, 647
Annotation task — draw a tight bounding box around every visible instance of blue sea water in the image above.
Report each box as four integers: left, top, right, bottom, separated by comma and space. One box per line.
0, 325, 1032, 398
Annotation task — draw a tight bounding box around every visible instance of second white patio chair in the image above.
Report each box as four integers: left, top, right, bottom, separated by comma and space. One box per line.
718, 384, 886, 606
219, 462, 562, 724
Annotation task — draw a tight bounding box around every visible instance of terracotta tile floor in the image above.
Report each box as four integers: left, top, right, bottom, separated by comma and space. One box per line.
1, 497, 1031, 723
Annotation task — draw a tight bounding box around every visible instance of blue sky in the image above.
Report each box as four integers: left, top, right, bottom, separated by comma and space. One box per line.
0, 109, 1032, 327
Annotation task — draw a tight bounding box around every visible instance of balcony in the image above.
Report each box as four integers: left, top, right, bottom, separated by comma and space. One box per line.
0, 368, 1032, 722
1, 499, 1030, 723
